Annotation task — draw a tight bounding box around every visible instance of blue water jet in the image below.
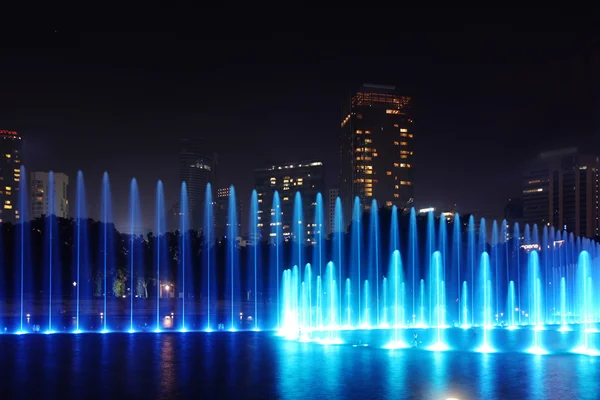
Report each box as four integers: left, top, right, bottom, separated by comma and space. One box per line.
226, 185, 239, 331
203, 183, 215, 331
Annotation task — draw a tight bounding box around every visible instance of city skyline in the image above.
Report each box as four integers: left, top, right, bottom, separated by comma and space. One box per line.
1, 27, 599, 231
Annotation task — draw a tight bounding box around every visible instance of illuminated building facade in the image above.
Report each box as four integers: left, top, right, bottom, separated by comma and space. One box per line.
254, 161, 325, 243
30, 172, 69, 219
340, 84, 413, 229
179, 138, 217, 230
523, 148, 600, 238
0, 130, 22, 223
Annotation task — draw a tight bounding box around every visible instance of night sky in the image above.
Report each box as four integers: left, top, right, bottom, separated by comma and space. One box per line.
1, 20, 599, 231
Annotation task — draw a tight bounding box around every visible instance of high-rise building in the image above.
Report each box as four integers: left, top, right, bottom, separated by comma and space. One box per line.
523, 148, 600, 238
340, 84, 414, 229
0, 130, 23, 223
327, 188, 339, 236
30, 172, 69, 219
215, 187, 243, 240
179, 138, 217, 230
254, 161, 325, 243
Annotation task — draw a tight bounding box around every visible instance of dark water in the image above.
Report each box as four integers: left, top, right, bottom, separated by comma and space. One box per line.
0, 332, 599, 399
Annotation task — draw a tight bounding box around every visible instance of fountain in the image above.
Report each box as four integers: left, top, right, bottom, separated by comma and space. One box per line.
0, 168, 599, 357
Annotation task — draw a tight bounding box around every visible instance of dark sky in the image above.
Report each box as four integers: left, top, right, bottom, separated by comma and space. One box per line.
1, 19, 599, 231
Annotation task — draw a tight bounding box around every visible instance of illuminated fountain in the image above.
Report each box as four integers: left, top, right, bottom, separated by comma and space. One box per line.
1, 167, 599, 357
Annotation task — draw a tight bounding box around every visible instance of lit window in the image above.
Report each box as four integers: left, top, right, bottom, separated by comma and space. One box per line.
393, 194, 399, 198
386, 109, 400, 114
3, 205, 12, 209
393, 163, 399, 167
400, 128, 408, 133
400, 155, 408, 159
386, 171, 392, 176
4, 186, 10, 191
400, 181, 407, 185
365, 138, 372, 144
395, 185, 399, 189
393, 124, 399, 128
356, 130, 363, 134
5, 154, 10, 158
400, 133, 408, 137
408, 134, 414, 138
386, 201, 393, 207
400, 141, 408, 146
400, 163, 406, 167
365, 130, 371, 134
393, 141, 399, 145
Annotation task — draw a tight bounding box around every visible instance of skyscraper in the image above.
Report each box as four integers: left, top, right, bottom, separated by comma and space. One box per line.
179, 138, 217, 230
254, 161, 325, 243
523, 148, 600, 238
0, 130, 23, 223
340, 84, 414, 229
30, 172, 69, 219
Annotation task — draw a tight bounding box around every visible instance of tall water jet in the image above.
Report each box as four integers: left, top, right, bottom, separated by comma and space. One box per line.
351, 197, 362, 326
333, 197, 344, 324
271, 191, 282, 328
426, 210, 435, 325
226, 185, 239, 331
325, 261, 337, 331
438, 212, 447, 290
73, 171, 89, 333
305, 264, 313, 329
368, 200, 380, 326
477, 252, 494, 352
527, 251, 546, 354
99, 172, 114, 333
390, 250, 406, 347
43, 171, 61, 332
542, 225, 550, 323
179, 182, 190, 331
16, 165, 30, 333
292, 192, 303, 273
313, 193, 325, 278
128, 178, 141, 332
574, 251, 597, 354
452, 213, 461, 326
492, 220, 499, 323
248, 189, 260, 330
154, 181, 168, 332
513, 222, 521, 324
467, 215, 476, 325
428, 251, 447, 351
408, 208, 418, 326
203, 183, 215, 331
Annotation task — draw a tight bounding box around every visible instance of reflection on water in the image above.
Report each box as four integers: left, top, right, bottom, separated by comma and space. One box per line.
0, 333, 599, 399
